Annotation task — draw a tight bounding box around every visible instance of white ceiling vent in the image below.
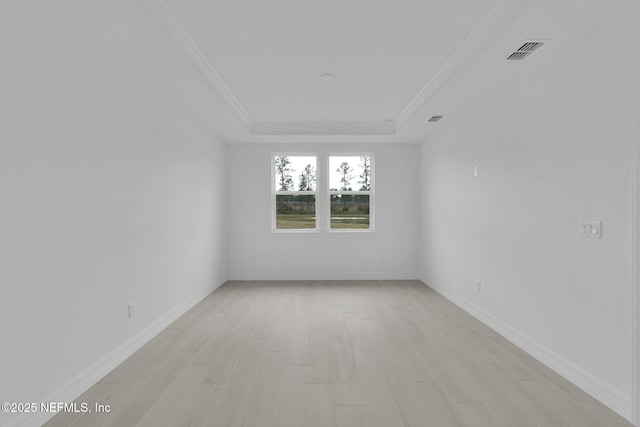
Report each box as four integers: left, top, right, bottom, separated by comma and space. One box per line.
506, 41, 545, 61
427, 115, 444, 123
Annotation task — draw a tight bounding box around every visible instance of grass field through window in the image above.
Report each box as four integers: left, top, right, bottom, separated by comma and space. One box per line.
330, 195, 370, 229
275, 214, 316, 229
275, 213, 370, 229
330, 213, 370, 229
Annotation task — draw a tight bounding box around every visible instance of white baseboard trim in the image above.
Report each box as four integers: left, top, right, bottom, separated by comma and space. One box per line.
420, 273, 633, 423
8, 277, 227, 427
227, 272, 419, 281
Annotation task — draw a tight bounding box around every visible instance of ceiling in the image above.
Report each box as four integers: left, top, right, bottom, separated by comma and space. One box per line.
133, 0, 618, 143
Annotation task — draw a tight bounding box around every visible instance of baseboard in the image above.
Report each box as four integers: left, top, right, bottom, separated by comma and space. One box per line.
227, 271, 419, 281
420, 273, 633, 423
8, 276, 227, 427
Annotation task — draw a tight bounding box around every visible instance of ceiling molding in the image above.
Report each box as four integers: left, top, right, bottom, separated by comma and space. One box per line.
145, 0, 527, 136
251, 122, 396, 136
144, 0, 252, 127
394, 0, 525, 128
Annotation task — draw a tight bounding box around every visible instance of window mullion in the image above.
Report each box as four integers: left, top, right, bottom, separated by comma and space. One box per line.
316, 151, 328, 231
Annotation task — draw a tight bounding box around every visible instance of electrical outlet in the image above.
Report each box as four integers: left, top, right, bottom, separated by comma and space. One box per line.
474, 166, 479, 177
477, 281, 482, 292
128, 303, 135, 318
578, 220, 602, 238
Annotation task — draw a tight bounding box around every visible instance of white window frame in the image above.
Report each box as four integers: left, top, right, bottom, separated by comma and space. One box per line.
327, 152, 375, 232
271, 153, 319, 233
271, 152, 375, 233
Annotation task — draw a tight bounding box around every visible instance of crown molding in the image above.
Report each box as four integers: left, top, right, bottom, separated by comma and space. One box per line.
144, 0, 252, 128
394, 0, 526, 127
251, 121, 396, 136
145, 0, 526, 136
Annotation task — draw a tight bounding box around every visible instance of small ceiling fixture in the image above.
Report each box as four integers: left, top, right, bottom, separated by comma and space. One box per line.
427, 115, 444, 122
506, 41, 546, 61
320, 73, 334, 81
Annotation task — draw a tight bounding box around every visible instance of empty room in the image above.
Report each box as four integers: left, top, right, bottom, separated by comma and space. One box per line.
1, 0, 639, 426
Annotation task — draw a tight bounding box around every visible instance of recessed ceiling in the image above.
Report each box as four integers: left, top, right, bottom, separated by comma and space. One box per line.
138, 0, 600, 142
164, 0, 499, 124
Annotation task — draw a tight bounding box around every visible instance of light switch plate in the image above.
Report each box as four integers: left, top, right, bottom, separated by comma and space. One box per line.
578, 220, 602, 238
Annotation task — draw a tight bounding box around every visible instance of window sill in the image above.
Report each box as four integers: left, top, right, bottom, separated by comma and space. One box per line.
271, 229, 376, 235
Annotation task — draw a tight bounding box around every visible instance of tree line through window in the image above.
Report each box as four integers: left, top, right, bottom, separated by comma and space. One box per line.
274, 155, 317, 230
273, 154, 373, 231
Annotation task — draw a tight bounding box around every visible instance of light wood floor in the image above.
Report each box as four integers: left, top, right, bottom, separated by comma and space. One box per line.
45, 280, 632, 427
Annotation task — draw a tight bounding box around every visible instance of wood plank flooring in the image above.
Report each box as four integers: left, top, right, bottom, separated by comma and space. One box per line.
44, 280, 632, 427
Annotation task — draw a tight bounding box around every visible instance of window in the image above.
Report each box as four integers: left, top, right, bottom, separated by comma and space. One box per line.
272, 153, 373, 232
329, 155, 372, 230
273, 155, 317, 230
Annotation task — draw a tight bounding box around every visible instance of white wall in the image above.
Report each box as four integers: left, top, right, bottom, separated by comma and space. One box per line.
227, 143, 419, 280
0, 3, 227, 426
418, 3, 636, 420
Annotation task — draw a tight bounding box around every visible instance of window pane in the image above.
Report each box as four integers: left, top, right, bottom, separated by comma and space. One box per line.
276, 195, 316, 229
274, 156, 317, 191
330, 194, 370, 229
329, 155, 371, 191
